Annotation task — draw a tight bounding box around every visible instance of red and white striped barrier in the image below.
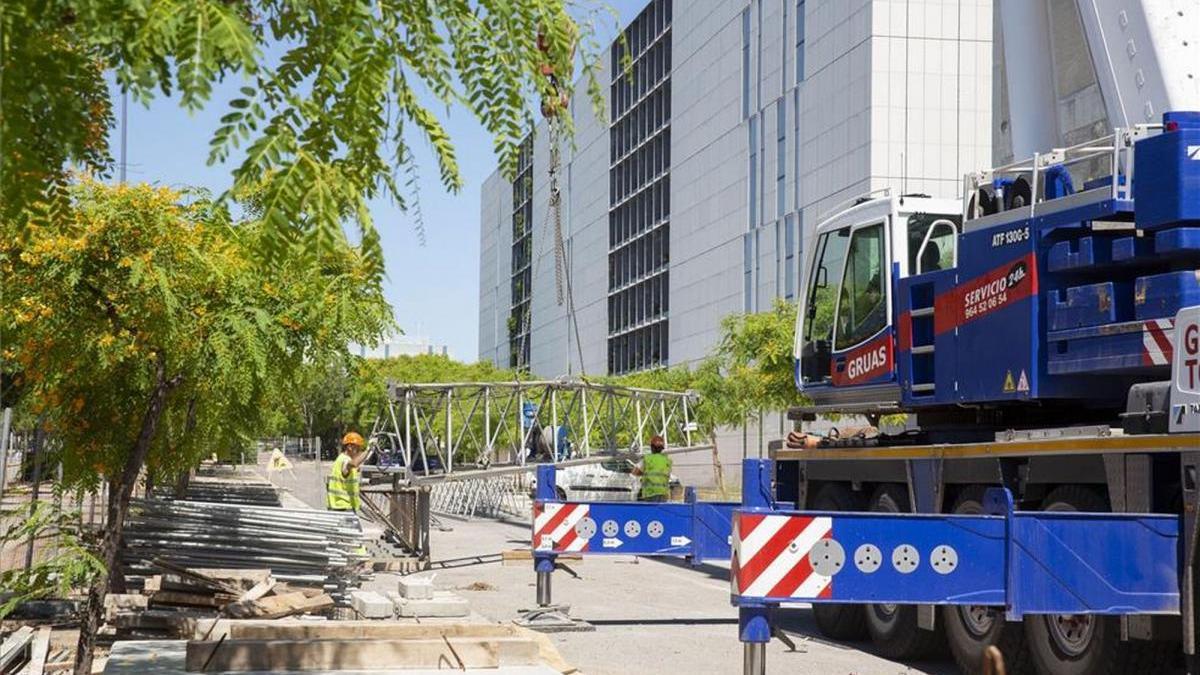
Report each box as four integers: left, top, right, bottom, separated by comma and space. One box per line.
731, 512, 834, 600
532, 502, 592, 553
1143, 318, 1174, 366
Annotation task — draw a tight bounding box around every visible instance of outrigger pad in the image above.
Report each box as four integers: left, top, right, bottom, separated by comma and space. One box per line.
513, 604, 594, 633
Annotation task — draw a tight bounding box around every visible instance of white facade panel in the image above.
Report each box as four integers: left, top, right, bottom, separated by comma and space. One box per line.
477, 0, 996, 483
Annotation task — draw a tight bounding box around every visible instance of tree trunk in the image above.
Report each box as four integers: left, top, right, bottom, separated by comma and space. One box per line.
709, 431, 726, 497
74, 358, 180, 675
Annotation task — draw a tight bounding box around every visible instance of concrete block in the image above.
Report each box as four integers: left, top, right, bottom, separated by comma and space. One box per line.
390, 590, 470, 618
350, 590, 394, 619
397, 576, 434, 600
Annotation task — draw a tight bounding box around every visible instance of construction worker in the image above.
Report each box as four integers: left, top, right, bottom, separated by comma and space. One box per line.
632, 435, 672, 502
327, 431, 367, 512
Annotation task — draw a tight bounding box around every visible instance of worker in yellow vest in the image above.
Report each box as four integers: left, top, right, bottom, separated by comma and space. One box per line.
632, 435, 672, 502
327, 431, 367, 511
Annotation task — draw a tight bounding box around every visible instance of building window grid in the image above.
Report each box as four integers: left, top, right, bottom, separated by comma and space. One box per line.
508, 134, 534, 370
608, 0, 671, 375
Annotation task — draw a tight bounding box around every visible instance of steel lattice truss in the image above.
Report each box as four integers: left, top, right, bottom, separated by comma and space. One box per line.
375, 380, 696, 477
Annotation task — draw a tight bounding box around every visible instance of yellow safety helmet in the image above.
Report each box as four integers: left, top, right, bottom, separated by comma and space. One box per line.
342, 431, 365, 449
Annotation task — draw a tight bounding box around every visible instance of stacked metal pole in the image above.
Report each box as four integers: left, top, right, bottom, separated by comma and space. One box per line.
121, 499, 366, 598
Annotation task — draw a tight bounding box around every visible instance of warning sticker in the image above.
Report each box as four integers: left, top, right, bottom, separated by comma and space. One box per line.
1003, 371, 1016, 393
1017, 370, 1030, 393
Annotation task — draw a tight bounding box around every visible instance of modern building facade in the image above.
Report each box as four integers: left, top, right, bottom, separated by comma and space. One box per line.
479, 0, 995, 382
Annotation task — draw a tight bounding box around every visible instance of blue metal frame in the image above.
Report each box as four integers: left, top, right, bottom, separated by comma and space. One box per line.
531, 464, 737, 563
731, 459, 1180, 620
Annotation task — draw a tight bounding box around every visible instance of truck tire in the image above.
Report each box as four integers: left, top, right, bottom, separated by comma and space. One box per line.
1022, 485, 1127, 675
942, 486, 1032, 674
864, 483, 945, 660
810, 483, 868, 640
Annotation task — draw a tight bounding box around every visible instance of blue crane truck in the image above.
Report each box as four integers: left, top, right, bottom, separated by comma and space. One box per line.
527, 112, 1200, 675
773, 110, 1200, 674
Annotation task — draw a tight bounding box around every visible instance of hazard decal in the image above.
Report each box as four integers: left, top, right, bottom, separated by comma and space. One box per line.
831, 332, 893, 386
935, 253, 1038, 334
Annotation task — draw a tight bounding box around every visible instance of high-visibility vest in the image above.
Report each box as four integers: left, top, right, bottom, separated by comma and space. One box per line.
640, 452, 672, 499
327, 454, 360, 511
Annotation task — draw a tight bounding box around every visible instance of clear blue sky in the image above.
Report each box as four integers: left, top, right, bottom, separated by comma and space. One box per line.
107, 2, 646, 361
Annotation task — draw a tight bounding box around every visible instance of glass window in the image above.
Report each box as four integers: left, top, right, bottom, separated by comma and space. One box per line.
743, 232, 755, 311
906, 213, 960, 274
784, 214, 796, 299
742, 8, 751, 119
776, 101, 786, 219
803, 227, 850, 346
781, 0, 788, 94
835, 223, 887, 350
795, 0, 806, 83
748, 116, 758, 229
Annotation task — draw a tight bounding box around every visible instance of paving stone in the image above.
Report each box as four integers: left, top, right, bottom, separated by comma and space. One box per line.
349, 590, 394, 619
398, 575, 435, 600
391, 590, 470, 618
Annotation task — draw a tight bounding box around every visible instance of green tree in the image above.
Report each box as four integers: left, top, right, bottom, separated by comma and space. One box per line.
1, 0, 608, 272
0, 180, 390, 673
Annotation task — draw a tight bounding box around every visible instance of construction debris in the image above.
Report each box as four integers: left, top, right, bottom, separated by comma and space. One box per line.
121, 499, 366, 597
106, 566, 336, 639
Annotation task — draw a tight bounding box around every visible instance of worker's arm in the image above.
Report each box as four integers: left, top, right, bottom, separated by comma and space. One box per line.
630, 459, 644, 476
350, 446, 372, 468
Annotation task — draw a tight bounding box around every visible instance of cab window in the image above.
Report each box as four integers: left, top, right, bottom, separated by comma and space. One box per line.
835, 223, 886, 350
798, 227, 850, 383
906, 213, 960, 274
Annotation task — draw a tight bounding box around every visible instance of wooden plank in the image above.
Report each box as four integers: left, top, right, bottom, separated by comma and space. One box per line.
269, 583, 325, 599
26, 627, 50, 675
237, 577, 276, 603
228, 622, 528, 641
149, 590, 229, 608
223, 592, 333, 620
185, 637, 541, 671
150, 559, 242, 595
501, 549, 582, 565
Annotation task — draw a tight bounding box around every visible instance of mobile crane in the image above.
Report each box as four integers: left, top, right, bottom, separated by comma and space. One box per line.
522, 4, 1200, 673
782, 109, 1200, 674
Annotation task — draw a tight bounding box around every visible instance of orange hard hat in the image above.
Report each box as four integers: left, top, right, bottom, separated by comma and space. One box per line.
342, 432, 365, 448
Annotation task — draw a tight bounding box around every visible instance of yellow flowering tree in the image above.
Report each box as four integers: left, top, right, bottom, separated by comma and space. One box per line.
0, 180, 390, 673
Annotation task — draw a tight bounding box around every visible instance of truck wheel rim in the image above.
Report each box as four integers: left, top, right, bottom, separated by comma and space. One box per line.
959, 604, 994, 637
1042, 499, 1093, 657
1047, 614, 1094, 656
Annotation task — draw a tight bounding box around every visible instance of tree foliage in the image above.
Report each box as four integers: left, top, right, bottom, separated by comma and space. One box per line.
267, 353, 523, 454
0, 0, 608, 272
0, 179, 391, 673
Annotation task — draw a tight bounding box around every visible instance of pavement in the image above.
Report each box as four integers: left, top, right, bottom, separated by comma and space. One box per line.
259, 457, 954, 675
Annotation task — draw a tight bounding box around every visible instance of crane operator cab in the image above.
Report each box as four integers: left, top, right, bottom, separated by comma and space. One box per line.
794, 191, 960, 414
